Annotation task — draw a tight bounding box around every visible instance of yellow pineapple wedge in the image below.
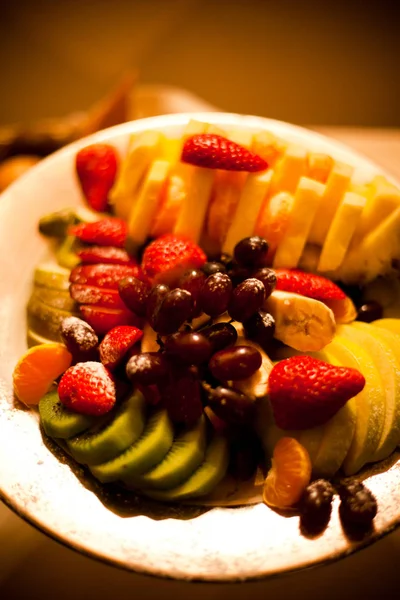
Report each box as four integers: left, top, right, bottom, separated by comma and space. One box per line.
110, 130, 164, 220
273, 177, 324, 269
317, 191, 366, 272
306, 152, 334, 183
174, 167, 216, 243
354, 175, 400, 240
127, 159, 170, 247
308, 161, 354, 246
269, 144, 308, 196
222, 169, 273, 255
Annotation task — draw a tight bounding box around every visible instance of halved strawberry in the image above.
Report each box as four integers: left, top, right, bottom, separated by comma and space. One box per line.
69, 217, 128, 248
58, 361, 116, 415
141, 234, 206, 284
70, 284, 127, 309
182, 134, 268, 172
77, 246, 135, 265
275, 269, 357, 323
99, 325, 143, 370
76, 143, 119, 213
70, 263, 146, 289
79, 305, 141, 335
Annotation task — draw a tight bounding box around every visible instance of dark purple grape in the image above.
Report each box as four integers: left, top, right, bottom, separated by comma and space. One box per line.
152, 288, 193, 335
209, 345, 262, 381
202, 261, 227, 276
205, 385, 255, 424
146, 283, 170, 327
228, 278, 265, 322
252, 267, 277, 298
233, 236, 269, 267
164, 331, 212, 365
244, 310, 275, 349
161, 366, 203, 426
198, 272, 232, 317
301, 479, 335, 516
227, 264, 251, 287
218, 252, 234, 269
178, 268, 206, 316
201, 322, 238, 352
118, 276, 151, 316
357, 301, 383, 323
126, 352, 169, 385
60, 316, 98, 363
338, 481, 377, 527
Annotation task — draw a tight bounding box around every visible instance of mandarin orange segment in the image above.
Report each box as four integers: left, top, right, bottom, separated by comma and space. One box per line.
263, 437, 312, 509
13, 343, 72, 406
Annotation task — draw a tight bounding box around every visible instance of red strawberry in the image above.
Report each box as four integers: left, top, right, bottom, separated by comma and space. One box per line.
99, 325, 143, 370
268, 355, 365, 430
70, 263, 145, 289
69, 218, 127, 248
58, 361, 116, 415
141, 234, 206, 284
274, 269, 357, 323
70, 284, 127, 309
76, 144, 119, 212
181, 134, 268, 172
79, 305, 141, 335
77, 246, 134, 265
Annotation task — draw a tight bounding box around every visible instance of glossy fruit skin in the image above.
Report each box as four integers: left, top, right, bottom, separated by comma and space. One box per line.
263, 437, 312, 509
205, 385, 255, 424
181, 134, 268, 172
152, 288, 193, 335
70, 284, 127, 310
252, 267, 277, 298
145, 284, 170, 327
202, 261, 227, 276
228, 278, 265, 322
233, 236, 269, 267
244, 310, 275, 350
70, 263, 145, 289
357, 301, 383, 323
164, 332, 212, 365
141, 234, 207, 283
198, 272, 233, 317
60, 316, 99, 363
69, 218, 128, 248
79, 305, 140, 336
58, 361, 116, 416
118, 276, 151, 317
275, 268, 346, 300
77, 246, 133, 265
338, 481, 377, 526
99, 325, 143, 370
76, 144, 119, 212
209, 345, 262, 381
200, 322, 238, 353
178, 269, 206, 316
125, 352, 169, 385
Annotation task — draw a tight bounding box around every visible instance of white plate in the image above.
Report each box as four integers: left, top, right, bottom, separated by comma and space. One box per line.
1, 112, 400, 582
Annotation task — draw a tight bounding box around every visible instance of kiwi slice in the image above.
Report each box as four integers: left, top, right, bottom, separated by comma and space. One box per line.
66, 390, 147, 466
140, 433, 230, 502
32, 286, 77, 312
27, 295, 79, 341
39, 209, 80, 238
34, 263, 71, 291
123, 415, 207, 491
39, 389, 96, 439
90, 408, 174, 483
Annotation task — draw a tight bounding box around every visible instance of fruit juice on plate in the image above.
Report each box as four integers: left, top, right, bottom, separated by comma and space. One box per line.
13, 119, 400, 527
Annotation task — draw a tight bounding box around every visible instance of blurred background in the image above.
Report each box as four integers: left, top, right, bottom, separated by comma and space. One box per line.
1, 0, 399, 127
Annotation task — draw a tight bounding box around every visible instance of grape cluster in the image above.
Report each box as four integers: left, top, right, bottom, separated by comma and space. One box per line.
118, 236, 276, 431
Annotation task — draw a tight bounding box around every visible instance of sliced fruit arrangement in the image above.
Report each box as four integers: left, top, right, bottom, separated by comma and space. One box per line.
13, 119, 400, 529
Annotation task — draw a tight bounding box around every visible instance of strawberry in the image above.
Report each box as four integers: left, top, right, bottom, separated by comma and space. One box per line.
274, 269, 357, 324
181, 134, 268, 172
69, 217, 127, 248
58, 361, 116, 415
141, 234, 206, 284
76, 144, 119, 212
99, 325, 143, 370
268, 355, 365, 430
79, 305, 141, 336
70, 263, 145, 289
77, 246, 134, 265
70, 284, 127, 309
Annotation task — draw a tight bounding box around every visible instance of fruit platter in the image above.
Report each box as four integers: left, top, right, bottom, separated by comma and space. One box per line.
1, 112, 400, 581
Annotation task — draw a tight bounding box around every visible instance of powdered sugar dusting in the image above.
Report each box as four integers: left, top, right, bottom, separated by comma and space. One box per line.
61, 316, 98, 350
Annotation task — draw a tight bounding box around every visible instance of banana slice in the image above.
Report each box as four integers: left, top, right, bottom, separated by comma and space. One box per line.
264, 290, 336, 352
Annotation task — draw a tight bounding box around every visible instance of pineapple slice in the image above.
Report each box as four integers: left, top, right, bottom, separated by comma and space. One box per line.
222, 169, 273, 255
273, 177, 324, 269
355, 175, 400, 239
269, 144, 308, 196
127, 159, 170, 247
306, 152, 334, 183
174, 167, 216, 243
308, 161, 354, 246
110, 130, 163, 220
318, 191, 366, 272
252, 130, 287, 167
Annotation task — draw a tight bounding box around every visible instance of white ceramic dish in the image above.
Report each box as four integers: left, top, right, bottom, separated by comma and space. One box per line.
1, 112, 400, 582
